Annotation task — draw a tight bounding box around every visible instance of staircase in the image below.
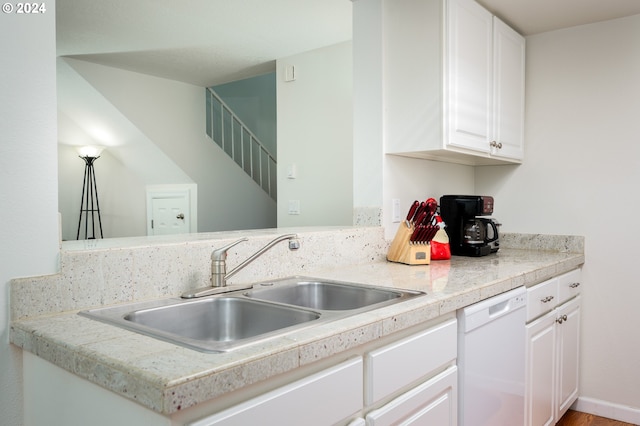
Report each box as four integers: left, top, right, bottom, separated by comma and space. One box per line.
205, 88, 277, 201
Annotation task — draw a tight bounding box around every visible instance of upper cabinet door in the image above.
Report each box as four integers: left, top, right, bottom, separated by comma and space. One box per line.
446, 0, 494, 154
381, 0, 525, 165
492, 17, 526, 160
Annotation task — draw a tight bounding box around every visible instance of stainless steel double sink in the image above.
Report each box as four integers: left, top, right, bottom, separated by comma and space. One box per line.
79, 276, 424, 353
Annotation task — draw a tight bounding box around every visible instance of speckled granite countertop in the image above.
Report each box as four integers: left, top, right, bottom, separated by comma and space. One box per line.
10, 241, 584, 417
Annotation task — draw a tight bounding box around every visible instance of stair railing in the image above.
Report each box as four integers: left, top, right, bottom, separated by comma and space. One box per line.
206, 87, 277, 201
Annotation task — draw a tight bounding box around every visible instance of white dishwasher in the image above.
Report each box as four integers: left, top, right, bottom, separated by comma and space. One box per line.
457, 286, 527, 426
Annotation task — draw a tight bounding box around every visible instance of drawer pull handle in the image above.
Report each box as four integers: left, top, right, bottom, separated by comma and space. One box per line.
541, 296, 554, 303
569, 282, 581, 288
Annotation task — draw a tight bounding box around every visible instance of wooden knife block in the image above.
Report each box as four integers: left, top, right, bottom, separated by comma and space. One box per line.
387, 224, 431, 265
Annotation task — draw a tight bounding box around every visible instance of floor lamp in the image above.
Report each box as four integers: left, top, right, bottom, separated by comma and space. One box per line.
76, 146, 104, 240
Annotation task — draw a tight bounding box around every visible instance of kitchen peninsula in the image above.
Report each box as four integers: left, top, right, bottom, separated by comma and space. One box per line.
10, 227, 584, 425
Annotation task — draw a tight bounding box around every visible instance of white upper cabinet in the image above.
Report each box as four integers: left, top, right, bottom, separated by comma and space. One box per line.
446, 0, 493, 155
384, 0, 525, 165
491, 16, 526, 160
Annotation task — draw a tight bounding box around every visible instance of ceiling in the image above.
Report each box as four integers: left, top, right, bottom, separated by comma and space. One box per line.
56, 0, 352, 87
57, 0, 640, 87
476, 0, 640, 35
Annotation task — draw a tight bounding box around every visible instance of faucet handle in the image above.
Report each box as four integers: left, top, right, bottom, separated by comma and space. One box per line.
211, 238, 248, 261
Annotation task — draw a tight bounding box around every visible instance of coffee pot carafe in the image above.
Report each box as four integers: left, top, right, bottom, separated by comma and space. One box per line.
463, 219, 488, 245
463, 217, 500, 251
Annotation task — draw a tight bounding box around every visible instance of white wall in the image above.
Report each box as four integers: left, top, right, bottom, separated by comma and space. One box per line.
0, 6, 60, 426
383, 156, 475, 239
60, 59, 276, 234
277, 42, 354, 227
476, 14, 640, 416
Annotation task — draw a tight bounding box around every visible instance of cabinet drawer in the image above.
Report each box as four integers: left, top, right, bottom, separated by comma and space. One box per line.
526, 278, 558, 322
365, 318, 457, 405
365, 366, 458, 426
557, 269, 581, 304
190, 357, 363, 426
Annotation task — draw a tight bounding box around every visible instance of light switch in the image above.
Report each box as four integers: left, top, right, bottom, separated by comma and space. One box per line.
287, 164, 297, 179
392, 199, 401, 223
284, 65, 296, 82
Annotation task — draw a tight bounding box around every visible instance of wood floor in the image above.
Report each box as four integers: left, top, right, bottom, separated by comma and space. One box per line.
556, 410, 637, 426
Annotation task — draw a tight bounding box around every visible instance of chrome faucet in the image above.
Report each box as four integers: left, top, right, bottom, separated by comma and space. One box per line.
182, 234, 300, 298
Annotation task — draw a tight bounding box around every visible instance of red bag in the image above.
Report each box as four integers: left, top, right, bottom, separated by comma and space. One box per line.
430, 228, 451, 260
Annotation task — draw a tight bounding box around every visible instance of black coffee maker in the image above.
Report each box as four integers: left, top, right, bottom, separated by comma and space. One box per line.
439, 195, 500, 257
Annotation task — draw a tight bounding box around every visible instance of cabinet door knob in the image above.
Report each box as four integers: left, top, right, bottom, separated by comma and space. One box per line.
556, 314, 568, 324
489, 141, 503, 149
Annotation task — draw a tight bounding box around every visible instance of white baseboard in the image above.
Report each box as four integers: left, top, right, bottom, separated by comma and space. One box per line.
573, 396, 640, 425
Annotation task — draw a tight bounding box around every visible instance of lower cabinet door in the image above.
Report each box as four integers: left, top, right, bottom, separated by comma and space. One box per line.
555, 296, 581, 420
525, 311, 556, 426
365, 366, 457, 426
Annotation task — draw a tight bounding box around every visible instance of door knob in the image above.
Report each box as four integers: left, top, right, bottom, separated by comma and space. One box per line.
176, 213, 185, 220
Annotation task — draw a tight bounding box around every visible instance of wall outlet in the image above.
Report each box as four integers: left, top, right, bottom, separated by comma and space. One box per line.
288, 200, 301, 215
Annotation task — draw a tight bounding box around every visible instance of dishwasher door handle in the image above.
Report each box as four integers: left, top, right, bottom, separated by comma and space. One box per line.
488, 299, 510, 317
460, 288, 527, 333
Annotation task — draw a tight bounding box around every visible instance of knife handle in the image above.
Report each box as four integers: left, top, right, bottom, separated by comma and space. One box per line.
409, 225, 422, 243
414, 211, 427, 227
413, 202, 427, 221
406, 200, 419, 220
425, 225, 438, 242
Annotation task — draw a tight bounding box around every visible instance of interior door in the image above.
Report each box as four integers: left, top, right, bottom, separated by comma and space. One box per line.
150, 195, 189, 236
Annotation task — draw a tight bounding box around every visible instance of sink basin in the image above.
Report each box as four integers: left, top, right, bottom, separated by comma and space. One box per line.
125, 297, 320, 341
245, 277, 419, 311
80, 297, 320, 353
79, 276, 424, 353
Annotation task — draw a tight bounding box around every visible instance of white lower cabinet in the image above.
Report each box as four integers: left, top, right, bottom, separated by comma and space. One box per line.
525, 269, 581, 426
364, 318, 458, 425
365, 318, 457, 405
555, 296, 581, 420
193, 317, 458, 426
525, 308, 556, 426
365, 366, 457, 426
190, 357, 363, 426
